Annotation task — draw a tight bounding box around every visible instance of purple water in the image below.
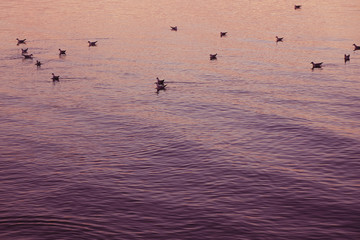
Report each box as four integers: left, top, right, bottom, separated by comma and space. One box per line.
0, 0, 359, 239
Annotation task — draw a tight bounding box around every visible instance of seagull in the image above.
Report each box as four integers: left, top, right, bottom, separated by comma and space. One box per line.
170, 26, 178, 31
22, 54, 33, 59
88, 41, 97, 47
276, 36, 284, 42
52, 73, 60, 81
353, 44, 360, 51
210, 53, 217, 60
220, 32, 227, 37
156, 77, 165, 85
155, 82, 166, 91
59, 49, 66, 55
344, 54, 350, 62
21, 48, 28, 54
311, 62, 323, 68
16, 38, 26, 44
35, 60, 42, 67
294, 5, 301, 9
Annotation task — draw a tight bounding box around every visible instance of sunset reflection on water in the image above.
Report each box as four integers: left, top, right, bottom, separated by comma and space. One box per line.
0, 0, 360, 239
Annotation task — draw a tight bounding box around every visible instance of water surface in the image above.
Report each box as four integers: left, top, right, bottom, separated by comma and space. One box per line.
0, 0, 360, 239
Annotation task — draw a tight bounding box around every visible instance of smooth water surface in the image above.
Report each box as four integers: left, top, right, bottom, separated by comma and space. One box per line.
0, 0, 360, 239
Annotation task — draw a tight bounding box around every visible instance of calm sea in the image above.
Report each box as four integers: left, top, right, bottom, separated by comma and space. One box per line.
0, 0, 359, 239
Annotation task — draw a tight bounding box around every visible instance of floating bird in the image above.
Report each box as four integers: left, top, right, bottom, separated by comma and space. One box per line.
22, 53, 33, 59
52, 73, 60, 81
59, 49, 66, 55
156, 77, 165, 85
35, 60, 42, 67
170, 26, 178, 31
155, 77, 166, 92
220, 32, 227, 37
353, 44, 360, 51
210, 53, 217, 60
294, 5, 301, 9
344, 54, 350, 62
16, 38, 26, 44
311, 62, 323, 68
21, 48, 28, 54
155, 82, 166, 91
88, 41, 97, 47
276, 36, 284, 42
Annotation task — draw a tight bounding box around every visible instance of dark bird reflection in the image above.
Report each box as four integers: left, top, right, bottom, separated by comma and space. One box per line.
22, 54, 33, 59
